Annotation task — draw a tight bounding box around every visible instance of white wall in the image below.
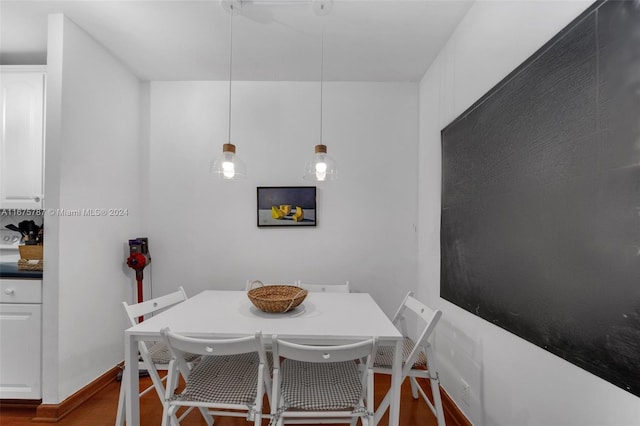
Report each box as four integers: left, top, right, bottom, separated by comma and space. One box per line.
146, 81, 418, 317
418, 1, 640, 425
44, 14, 143, 402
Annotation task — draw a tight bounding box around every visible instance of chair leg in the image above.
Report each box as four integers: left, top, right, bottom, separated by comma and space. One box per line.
115, 378, 125, 426
409, 375, 419, 399
375, 388, 392, 422
169, 414, 179, 426
197, 407, 214, 426
161, 403, 170, 426
145, 359, 169, 405
429, 376, 446, 426
169, 406, 181, 426
367, 412, 375, 426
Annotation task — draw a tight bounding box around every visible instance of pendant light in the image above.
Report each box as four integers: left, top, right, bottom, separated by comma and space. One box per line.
211, 0, 246, 180
304, 0, 337, 182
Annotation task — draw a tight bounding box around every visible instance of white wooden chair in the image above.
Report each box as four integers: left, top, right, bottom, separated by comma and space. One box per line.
115, 287, 210, 426
373, 292, 445, 426
160, 328, 270, 426
296, 280, 351, 293
270, 335, 378, 425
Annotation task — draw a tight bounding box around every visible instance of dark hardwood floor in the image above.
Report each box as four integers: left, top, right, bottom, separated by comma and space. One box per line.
0, 375, 458, 425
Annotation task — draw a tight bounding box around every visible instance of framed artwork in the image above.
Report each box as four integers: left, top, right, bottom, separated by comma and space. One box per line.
257, 186, 316, 227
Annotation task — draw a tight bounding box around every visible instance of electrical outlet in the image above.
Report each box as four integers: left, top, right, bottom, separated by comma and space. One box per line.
461, 379, 471, 406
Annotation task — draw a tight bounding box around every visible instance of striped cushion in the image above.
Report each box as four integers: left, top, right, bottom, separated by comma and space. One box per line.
172, 352, 261, 405
280, 360, 362, 410
373, 337, 428, 369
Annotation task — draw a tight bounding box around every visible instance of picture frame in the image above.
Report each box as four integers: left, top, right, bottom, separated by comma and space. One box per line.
257, 186, 316, 227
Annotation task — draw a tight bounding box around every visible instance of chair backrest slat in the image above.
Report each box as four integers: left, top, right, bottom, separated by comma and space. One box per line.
273, 337, 375, 364
404, 295, 438, 322
390, 292, 412, 337
161, 329, 263, 357
122, 287, 188, 326
296, 281, 350, 293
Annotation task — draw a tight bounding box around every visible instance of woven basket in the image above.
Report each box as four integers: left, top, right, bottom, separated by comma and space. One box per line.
247, 281, 308, 313
19, 245, 43, 260
17, 259, 43, 271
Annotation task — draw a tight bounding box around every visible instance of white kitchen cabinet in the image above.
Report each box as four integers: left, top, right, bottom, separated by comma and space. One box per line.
0, 279, 42, 399
0, 66, 46, 209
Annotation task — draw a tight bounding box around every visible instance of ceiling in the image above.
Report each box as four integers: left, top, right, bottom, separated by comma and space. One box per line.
0, 0, 474, 82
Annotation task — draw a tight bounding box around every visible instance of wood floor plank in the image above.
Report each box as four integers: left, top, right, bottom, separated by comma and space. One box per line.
0, 375, 462, 425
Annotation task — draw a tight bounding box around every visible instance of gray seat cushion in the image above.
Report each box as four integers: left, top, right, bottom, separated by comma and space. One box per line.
373, 337, 428, 369
147, 341, 199, 364
280, 359, 362, 410
172, 352, 261, 405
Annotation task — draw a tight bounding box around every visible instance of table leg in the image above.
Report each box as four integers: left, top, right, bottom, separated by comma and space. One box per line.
125, 332, 139, 426
388, 339, 402, 426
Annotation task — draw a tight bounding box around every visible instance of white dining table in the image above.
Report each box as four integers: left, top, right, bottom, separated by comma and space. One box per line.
124, 290, 403, 425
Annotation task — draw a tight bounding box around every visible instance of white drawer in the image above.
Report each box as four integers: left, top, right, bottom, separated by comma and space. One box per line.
0, 279, 42, 303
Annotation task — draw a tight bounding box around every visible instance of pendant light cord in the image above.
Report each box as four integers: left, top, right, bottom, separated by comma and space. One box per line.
319, 13, 324, 146
228, 6, 234, 143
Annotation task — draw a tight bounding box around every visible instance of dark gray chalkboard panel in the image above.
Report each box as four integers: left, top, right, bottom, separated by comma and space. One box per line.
441, 0, 640, 397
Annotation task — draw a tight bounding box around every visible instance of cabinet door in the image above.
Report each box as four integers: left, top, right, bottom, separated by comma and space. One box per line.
0, 303, 42, 399
0, 72, 45, 209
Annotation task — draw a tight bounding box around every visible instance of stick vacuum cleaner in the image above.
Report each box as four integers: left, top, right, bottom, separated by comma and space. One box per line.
118, 238, 152, 380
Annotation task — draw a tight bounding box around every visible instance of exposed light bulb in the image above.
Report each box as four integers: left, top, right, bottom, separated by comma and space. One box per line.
222, 160, 235, 179
315, 161, 327, 181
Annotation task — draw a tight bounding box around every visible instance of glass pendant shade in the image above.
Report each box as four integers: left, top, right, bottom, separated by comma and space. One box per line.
304, 144, 337, 181
211, 143, 246, 180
